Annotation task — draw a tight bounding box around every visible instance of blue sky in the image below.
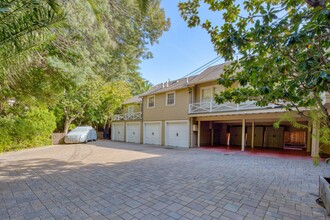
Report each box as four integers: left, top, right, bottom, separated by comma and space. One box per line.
139, 1, 224, 85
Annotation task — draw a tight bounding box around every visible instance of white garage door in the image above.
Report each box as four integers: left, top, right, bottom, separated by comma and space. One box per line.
144, 122, 161, 145
126, 123, 140, 144
112, 123, 124, 142
166, 121, 189, 148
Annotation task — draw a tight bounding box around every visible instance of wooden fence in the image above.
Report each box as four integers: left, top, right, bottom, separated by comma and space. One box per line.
52, 131, 105, 145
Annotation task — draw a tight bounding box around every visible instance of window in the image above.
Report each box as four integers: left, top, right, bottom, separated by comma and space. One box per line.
213, 86, 225, 98
128, 105, 134, 115
201, 88, 212, 103
147, 95, 155, 108
166, 92, 175, 106
201, 86, 225, 103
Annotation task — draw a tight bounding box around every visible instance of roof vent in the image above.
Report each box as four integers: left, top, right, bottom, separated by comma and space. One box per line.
166, 80, 169, 87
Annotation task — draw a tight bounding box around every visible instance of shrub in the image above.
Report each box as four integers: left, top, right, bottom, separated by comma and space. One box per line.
0, 107, 56, 152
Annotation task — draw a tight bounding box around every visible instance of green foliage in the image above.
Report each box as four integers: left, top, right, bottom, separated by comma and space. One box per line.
0, 0, 65, 86
0, 0, 169, 151
46, 0, 169, 133
179, 0, 330, 136
68, 124, 77, 132
0, 107, 56, 152
273, 113, 309, 130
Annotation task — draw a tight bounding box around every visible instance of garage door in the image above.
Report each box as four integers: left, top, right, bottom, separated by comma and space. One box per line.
126, 123, 141, 144
144, 122, 161, 145
166, 121, 189, 148
112, 123, 124, 142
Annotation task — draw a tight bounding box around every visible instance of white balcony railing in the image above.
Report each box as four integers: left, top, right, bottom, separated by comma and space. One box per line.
189, 101, 279, 114
112, 112, 142, 121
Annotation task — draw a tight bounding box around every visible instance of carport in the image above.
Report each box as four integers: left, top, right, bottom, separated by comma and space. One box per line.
193, 111, 320, 157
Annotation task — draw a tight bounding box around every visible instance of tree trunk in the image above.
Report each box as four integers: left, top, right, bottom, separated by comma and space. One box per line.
64, 118, 70, 135
63, 117, 75, 135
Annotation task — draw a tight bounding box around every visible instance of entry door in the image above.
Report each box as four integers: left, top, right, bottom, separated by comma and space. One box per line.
230, 127, 242, 146
247, 127, 264, 147
265, 127, 284, 148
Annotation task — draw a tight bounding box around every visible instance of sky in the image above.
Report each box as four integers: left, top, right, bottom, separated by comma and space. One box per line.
139, 1, 224, 86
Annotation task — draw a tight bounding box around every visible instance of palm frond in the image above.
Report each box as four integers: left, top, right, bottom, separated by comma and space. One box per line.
0, 0, 65, 85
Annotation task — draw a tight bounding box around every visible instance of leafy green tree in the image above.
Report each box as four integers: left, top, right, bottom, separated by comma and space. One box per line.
179, 0, 330, 141
55, 78, 131, 134
47, 0, 169, 132
83, 81, 131, 129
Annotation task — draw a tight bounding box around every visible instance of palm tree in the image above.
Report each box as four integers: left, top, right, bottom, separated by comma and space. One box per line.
0, 0, 65, 83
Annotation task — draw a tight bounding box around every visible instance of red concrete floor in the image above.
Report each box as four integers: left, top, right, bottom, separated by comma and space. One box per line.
201, 146, 313, 159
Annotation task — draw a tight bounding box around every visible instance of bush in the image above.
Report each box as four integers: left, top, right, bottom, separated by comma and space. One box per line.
0, 116, 15, 152
0, 107, 56, 152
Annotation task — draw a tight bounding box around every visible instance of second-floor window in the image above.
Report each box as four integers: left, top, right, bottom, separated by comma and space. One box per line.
201, 88, 212, 103
128, 105, 134, 115
147, 95, 155, 108
201, 86, 224, 103
166, 92, 175, 106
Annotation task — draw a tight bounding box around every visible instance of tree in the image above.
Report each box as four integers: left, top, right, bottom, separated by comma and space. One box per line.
0, 0, 169, 150
179, 0, 330, 143
54, 77, 130, 134
130, 75, 154, 95
0, 0, 64, 86
46, 0, 169, 132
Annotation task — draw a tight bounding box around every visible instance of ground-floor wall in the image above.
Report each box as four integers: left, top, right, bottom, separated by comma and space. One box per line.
111, 119, 191, 148
111, 111, 323, 156
111, 121, 143, 144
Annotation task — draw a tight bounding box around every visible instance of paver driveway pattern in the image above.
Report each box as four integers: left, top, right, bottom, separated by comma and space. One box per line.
0, 141, 330, 220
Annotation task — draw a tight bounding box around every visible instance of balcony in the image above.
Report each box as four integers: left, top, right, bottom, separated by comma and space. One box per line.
112, 112, 142, 121
189, 101, 279, 114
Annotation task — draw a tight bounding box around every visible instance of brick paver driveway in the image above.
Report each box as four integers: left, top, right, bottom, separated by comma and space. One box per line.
1, 141, 330, 220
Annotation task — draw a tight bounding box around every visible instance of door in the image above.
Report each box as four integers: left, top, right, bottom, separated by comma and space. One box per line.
265, 127, 284, 148
112, 123, 124, 142
230, 127, 242, 146
247, 127, 264, 147
166, 121, 189, 148
126, 122, 140, 144
144, 122, 161, 145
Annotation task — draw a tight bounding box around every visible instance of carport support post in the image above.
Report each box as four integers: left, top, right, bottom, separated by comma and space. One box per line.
251, 120, 255, 149
197, 120, 201, 147
241, 119, 246, 151
307, 121, 311, 153
311, 120, 320, 158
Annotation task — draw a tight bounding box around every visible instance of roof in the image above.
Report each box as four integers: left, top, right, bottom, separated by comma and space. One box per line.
140, 62, 230, 97
187, 62, 228, 85
122, 95, 142, 105
140, 75, 198, 97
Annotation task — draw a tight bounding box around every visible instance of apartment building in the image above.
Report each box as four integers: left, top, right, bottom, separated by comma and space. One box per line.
112, 63, 330, 157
